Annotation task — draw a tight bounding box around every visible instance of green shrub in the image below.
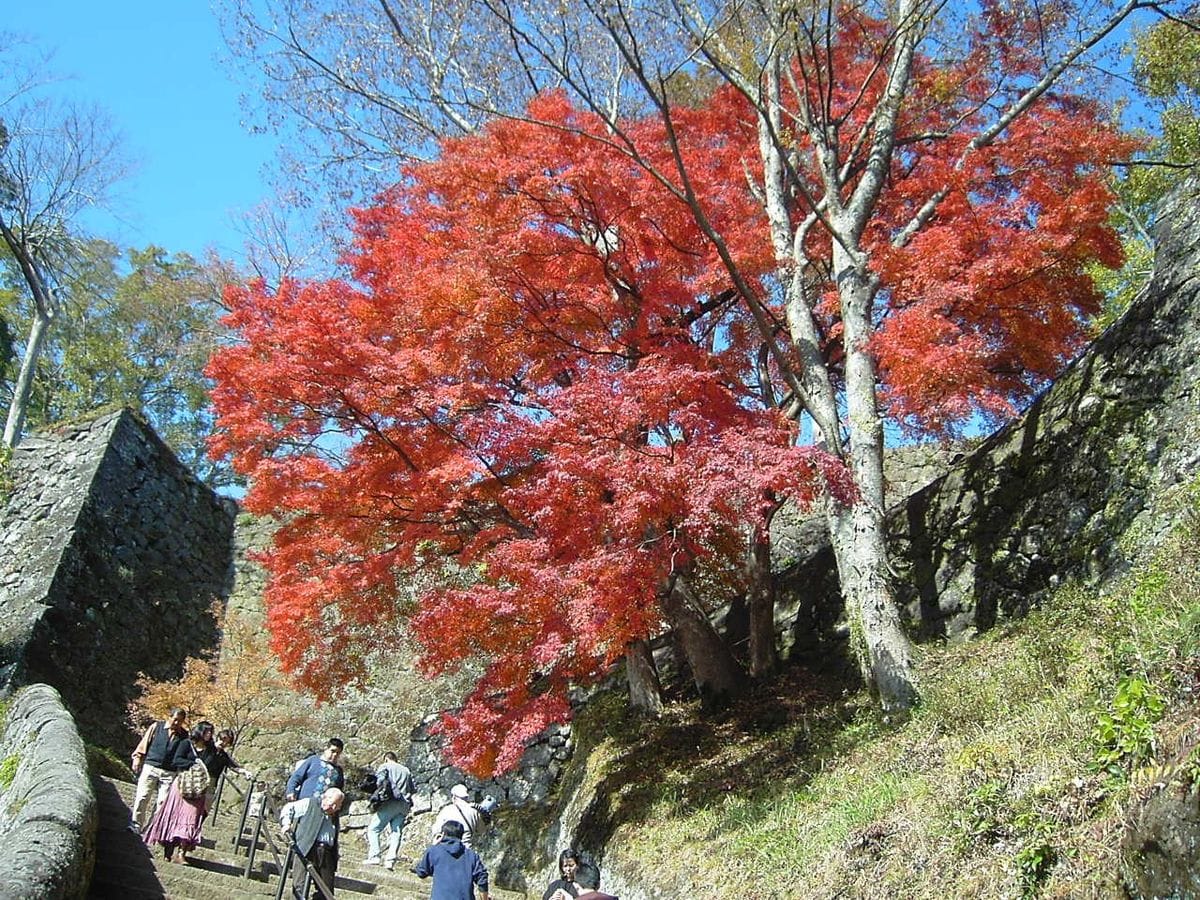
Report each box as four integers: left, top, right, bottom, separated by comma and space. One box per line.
955, 775, 1014, 852
1091, 675, 1166, 778
1014, 810, 1058, 898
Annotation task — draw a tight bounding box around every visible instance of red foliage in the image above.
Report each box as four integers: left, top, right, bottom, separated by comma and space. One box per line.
208, 11, 1131, 774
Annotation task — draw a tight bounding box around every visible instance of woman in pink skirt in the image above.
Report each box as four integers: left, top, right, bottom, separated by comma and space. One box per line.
142, 723, 208, 864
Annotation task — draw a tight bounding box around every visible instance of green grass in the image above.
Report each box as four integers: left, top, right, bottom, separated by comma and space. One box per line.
0, 754, 20, 790
546, 485, 1200, 899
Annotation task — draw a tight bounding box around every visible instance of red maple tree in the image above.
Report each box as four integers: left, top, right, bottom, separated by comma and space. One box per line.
209, 14, 1132, 773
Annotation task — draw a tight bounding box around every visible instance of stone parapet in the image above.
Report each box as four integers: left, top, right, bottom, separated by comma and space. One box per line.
0, 684, 96, 899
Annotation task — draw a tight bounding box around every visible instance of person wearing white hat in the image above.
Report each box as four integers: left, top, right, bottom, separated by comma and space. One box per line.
430, 783, 483, 848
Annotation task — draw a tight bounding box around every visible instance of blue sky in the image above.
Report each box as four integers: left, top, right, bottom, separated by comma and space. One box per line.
4, 2, 274, 263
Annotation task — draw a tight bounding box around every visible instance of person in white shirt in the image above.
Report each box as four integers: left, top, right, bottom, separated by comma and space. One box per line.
430, 783, 483, 848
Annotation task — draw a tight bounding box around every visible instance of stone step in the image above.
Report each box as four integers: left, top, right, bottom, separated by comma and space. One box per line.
90, 858, 279, 899
92, 775, 522, 899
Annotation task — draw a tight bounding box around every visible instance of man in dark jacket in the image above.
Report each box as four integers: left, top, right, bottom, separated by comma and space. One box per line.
129, 707, 188, 832
413, 820, 490, 900
281, 787, 344, 899
573, 861, 618, 900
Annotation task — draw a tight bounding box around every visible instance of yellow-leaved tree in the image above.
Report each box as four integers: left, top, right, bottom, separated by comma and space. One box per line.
126, 602, 309, 746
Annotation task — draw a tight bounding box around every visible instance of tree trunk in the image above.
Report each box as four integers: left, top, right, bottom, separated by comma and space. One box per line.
826, 249, 919, 712
744, 525, 778, 678
624, 639, 664, 716
828, 500, 919, 712
3, 309, 51, 449
660, 572, 746, 708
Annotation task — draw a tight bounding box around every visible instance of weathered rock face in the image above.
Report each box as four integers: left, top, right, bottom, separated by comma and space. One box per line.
0, 683, 97, 900
1124, 777, 1200, 900
773, 177, 1200, 651
0, 409, 237, 750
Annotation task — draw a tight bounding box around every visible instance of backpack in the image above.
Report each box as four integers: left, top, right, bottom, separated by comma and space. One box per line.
177, 760, 211, 800
368, 769, 396, 809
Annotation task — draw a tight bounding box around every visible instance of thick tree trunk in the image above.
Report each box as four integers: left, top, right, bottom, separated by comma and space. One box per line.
3, 310, 51, 449
624, 639, 664, 716
744, 525, 778, 678
826, 250, 919, 712
828, 501, 919, 711
660, 572, 746, 708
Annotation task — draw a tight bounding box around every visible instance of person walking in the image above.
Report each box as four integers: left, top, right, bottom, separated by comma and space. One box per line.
141, 723, 209, 864
198, 726, 252, 814
281, 786, 345, 899
413, 819, 490, 900
286, 737, 345, 802
364, 751, 415, 871
430, 783, 483, 848
129, 708, 189, 832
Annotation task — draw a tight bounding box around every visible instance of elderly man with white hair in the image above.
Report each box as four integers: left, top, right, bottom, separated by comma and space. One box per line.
430, 783, 484, 848
281, 786, 345, 898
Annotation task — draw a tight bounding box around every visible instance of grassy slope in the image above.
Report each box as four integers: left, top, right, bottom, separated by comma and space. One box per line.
559, 481, 1200, 899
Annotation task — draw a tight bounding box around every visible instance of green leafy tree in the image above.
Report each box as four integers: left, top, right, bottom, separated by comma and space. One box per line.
1097, 6, 1199, 326
0, 240, 238, 484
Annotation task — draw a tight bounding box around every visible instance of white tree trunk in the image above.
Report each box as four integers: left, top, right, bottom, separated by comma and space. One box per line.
3, 309, 51, 449
625, 639, 664, 716
826, 247, 919, 711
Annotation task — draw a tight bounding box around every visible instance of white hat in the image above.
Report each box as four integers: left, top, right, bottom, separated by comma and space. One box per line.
450, 784, 470, 799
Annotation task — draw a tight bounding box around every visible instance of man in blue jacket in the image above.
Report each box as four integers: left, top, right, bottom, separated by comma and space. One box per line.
413, 820, 490, 900
285, 737, 345, 802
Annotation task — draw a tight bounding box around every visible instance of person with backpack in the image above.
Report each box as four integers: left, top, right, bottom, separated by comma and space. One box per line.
430, 783, 483, 848
364, 750, 416, 870
141, 723, 210, 864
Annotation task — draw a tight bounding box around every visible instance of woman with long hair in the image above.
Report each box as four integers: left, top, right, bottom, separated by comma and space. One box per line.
543, 848, 582, 900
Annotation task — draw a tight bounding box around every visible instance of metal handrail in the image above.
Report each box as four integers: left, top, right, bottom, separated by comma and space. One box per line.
236, 780, 285, 875
221, 775, 338, 899
279, 838, 336, 900
211, 766, 249, 819
247, 795, 289, 881
231, 774, 258, 852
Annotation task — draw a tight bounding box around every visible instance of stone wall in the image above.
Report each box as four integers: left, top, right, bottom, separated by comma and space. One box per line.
0, 684, 96, 899
772, 177, 1200, 654
0, 409, 237, 750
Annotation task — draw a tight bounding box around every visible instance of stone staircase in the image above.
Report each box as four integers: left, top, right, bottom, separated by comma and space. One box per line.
88, 776, 524, 899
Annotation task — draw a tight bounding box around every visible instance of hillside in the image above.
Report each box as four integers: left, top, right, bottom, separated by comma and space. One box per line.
527, 478, 1200, 899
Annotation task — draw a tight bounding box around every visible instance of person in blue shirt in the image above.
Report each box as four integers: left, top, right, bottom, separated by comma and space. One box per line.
285, 737, 345, 802
413, 819, 490, 900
